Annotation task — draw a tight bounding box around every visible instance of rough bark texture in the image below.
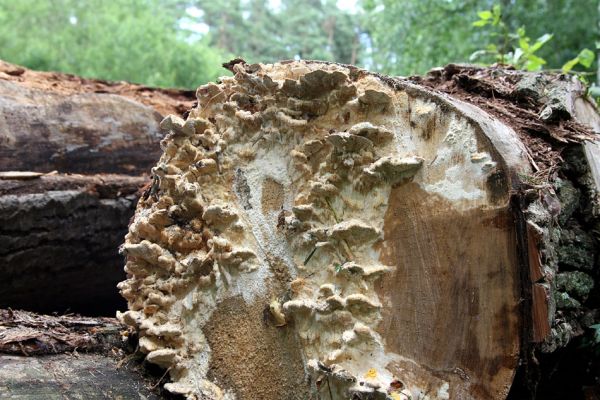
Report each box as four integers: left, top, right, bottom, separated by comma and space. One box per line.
0, 309, 123, 355
0, 354, 162, 400
0, 60, 194, 315
0, 174, 145, 314
114, 59, 598, 400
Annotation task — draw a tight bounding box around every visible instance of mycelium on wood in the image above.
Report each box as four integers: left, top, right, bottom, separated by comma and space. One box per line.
118, 60, 532, 400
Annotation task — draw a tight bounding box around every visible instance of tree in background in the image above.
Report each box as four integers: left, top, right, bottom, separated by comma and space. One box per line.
362, 0, 598, 77
195, 0, 361, 65
0, 0, 596, 87
0, 0, 226, 88
361, 0, 481, 75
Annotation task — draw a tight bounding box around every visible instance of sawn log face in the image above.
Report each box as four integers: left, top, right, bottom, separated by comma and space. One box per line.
118, 60, 528, 400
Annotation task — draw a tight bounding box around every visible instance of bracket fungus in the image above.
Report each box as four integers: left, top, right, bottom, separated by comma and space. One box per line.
119, 60, 532, 400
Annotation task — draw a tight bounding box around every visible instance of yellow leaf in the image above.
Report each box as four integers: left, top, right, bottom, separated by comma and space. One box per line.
364, 368, 377, 379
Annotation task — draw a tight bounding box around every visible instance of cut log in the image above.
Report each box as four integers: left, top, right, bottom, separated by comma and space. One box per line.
1, 60, 597, 399
116, 60, 600, 400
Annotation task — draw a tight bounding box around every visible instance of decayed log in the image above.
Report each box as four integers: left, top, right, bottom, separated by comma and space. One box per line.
1, 60, 598, 399
0, 174, 145, 314
0, 309, 175, 399
0, 354, 162, 400
116, 60, 599, 400
0, 59, 194, 175
0, 309, 122, 355
0, 60, 195, 315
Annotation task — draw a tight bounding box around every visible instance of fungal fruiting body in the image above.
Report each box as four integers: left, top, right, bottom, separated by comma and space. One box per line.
119, 61, 520, 400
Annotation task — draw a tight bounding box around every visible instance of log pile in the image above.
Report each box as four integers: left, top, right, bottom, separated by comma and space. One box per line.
0, 59, 598, 399
0, 60, 194, 314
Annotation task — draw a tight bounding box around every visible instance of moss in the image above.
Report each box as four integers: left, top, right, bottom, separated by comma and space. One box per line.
555, 178, 581, 225
557, 224, 595, 271
555, 292, 581, 309
556, 271, 595, 300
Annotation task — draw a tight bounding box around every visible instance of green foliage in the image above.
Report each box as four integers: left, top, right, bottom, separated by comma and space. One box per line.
470, 4, 553, 71
362, 0, 482, 76
0, 0, 596, 87
362, 0, 597, 78
0, 0, 227, 88
194, 0, 361, 65
562, 48, 596, 73
471, 2, 597, 78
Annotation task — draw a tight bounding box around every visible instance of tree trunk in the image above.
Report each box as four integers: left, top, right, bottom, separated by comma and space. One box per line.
117, 60, 600, 400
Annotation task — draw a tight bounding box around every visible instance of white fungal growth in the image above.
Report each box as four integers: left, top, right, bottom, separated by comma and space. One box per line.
119, 60, 507, 400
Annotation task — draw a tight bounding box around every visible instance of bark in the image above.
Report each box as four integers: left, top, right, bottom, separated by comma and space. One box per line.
0, 354, 161, 400
0, 60, 194, 175
0, 309, 122, 355
117, 60, 599, 400
0, 60, 194, 315
0, 174, 145, 315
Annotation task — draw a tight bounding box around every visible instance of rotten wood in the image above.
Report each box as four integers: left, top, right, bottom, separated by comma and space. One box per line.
0, 59, 194, 175
0, 354, 162, 399
0, 173, 146, 315
0, 309, 123, 355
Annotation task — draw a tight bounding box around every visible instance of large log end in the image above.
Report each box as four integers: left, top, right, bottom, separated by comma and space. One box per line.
119, 60, 532, 399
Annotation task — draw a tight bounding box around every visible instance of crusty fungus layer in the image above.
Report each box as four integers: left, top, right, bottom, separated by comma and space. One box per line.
118, 61, 514, 400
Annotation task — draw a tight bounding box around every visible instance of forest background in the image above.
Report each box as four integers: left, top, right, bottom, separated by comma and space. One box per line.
0, 0, 597, 89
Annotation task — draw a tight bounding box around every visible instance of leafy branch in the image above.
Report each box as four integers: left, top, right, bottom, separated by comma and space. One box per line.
470, 4, 595, 75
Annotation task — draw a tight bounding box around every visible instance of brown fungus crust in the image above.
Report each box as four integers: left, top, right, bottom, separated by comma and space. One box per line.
119, 60, 530, 400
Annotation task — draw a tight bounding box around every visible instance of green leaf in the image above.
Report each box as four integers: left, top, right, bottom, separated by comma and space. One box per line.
517, 27, 526, 38
525, 54, 546, 71
477, 10, 492, 20
562, 49, 595, 73
512, 47, 524, 64
469, 49, 489, 61
472, 19, 488, 27
530, 33, 553, 52
491, 5, 502, 25
578, 48, 595, 68
519, 37, 530, 51
486, 44, 498, 51
562, 58, 579, 73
